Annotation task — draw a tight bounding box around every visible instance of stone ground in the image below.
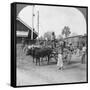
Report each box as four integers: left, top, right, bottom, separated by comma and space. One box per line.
16, 44, 87, 86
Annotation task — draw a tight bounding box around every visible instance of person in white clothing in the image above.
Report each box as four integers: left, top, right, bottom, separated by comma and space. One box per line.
57, 48, 63, 70
81, 45, 86, 64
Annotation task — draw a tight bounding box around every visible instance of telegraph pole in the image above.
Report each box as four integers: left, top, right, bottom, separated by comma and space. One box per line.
31, 5, 35, 40
37, 11, 39, 38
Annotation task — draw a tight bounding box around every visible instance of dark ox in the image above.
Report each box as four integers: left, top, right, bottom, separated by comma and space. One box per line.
26, 47, 53, 65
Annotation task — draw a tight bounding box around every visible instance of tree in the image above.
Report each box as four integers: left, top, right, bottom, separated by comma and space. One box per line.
62, 26, 71, 38
57, 34, 63, 40
44, 31, 52, 40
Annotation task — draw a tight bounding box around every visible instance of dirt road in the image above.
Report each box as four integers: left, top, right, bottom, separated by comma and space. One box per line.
16, 44, 87, 86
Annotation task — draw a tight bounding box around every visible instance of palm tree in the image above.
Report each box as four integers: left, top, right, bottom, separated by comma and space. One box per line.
62, 26, 71, 38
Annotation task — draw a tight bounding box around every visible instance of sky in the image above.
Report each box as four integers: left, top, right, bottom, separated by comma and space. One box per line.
18, 5, 86, 38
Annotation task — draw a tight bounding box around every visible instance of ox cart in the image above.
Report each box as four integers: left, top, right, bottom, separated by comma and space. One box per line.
26, 45, 58, 65
26, 45, 72, 66
23, 40, 74, 66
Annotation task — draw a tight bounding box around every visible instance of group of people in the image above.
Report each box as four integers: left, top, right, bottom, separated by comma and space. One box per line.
21, 35, 86, 69
56, 41, 87, 70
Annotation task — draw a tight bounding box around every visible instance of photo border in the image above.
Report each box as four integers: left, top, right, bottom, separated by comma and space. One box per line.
11, 2, 88, 88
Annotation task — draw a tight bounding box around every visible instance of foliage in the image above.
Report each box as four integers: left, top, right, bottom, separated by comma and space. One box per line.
62, 26, 71, 38
44, 31, 56, 40
57, 34, 63, 40
44, 32, 52, 40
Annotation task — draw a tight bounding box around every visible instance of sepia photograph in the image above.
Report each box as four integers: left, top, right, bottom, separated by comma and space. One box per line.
14, 3, 88, 87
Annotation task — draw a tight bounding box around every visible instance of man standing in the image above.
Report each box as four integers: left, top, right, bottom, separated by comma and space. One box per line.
51, 32, 56, 49
81, 45, 86, 64
57, 48, 63, 70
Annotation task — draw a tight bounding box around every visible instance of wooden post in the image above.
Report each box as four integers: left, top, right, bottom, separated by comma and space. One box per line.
37, 11, 39, 39
31, 5, 35, 40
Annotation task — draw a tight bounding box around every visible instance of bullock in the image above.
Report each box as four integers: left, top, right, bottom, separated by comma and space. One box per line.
26, 46, 53, 65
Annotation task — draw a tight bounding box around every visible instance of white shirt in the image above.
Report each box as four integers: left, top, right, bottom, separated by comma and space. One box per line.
82, 46, 86, 52
57, 54, 63, 67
